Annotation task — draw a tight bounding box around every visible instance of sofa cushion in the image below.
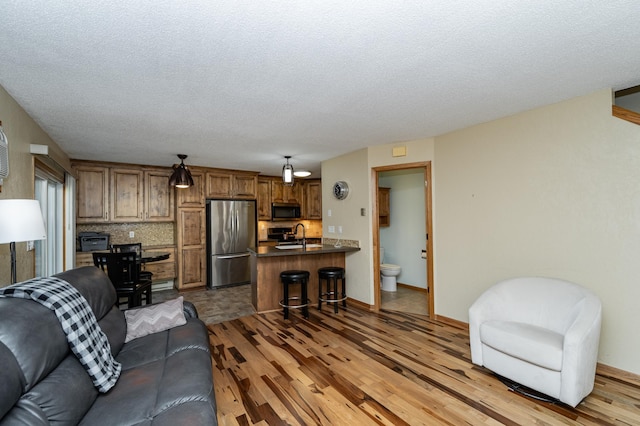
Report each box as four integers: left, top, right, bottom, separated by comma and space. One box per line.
480, 320, 564, 371
80, 319, 216, 425
124, 297, 186, 343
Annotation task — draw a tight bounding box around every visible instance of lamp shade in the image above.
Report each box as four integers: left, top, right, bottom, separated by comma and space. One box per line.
169, 154, 194, 189
0, 199, 47, 244
282, 156, 294, 186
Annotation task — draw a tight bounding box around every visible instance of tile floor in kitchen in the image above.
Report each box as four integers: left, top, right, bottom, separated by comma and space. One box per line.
151, 282, 428, 324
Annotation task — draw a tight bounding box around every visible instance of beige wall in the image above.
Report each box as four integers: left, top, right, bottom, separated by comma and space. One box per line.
322, 148, 371, 302
435, 89, 640, 373
323, 89, 640, 374
0, 85, 71, 285
322, 139, 434, 305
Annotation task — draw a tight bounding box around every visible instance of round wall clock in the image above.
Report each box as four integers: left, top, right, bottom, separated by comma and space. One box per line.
332, 181, 349, 200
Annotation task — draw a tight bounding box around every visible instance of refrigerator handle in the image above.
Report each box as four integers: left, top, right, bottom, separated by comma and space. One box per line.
216, 253, 251, 259
233, 210, 237, 243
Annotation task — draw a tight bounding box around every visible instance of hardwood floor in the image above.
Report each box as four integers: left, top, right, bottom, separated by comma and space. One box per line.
208, 306, 640, 425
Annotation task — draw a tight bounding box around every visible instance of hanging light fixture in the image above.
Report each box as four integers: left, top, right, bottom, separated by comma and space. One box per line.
169, 154, 194, 189
282, 155, 294, 186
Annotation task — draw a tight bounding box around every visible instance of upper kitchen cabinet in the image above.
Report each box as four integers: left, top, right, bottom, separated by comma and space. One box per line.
304, 179, 322, 219
75, 165, 109, 223
73, 161, 175, 223
205, 170, 258, 199
271, 180, 302, 204
110, 168, 144, 222
144, 169, 174, 221
257, 178, 272, 220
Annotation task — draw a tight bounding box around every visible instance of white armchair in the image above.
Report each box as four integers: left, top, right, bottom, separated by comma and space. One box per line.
468, 277, 602, 407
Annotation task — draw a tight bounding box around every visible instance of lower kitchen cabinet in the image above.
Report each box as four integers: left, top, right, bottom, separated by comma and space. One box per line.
75, 245, 177, 283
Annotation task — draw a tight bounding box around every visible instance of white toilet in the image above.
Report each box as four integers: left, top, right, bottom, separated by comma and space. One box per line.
380, 247, 402, 292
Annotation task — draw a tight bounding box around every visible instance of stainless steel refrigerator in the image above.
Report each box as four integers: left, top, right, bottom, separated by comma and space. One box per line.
206, 199, 257, 289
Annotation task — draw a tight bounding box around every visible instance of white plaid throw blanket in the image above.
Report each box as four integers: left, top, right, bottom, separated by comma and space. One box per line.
0, 276, 121, 392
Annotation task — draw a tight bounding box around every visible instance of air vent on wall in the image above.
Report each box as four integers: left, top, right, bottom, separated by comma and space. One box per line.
0, 121, 9, 184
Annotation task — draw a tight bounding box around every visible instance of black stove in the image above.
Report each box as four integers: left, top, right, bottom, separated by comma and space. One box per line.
267, 227, 295, 242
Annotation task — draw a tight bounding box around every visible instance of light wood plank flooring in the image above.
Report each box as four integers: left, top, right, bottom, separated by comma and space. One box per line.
208, 306, 640, 425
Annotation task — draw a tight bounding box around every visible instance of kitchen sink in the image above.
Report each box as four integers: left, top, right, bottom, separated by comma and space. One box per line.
275, 244, 323, 250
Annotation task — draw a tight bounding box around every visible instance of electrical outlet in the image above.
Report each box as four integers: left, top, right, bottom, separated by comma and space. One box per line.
328, 225, 335, 233
327, 209, 332, 217
129, 231, 135, 239
338, 226, 343, 234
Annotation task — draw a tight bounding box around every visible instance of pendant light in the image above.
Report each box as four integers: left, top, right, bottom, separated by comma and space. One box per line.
169, 154, 194, 189
282, 155, 294, 186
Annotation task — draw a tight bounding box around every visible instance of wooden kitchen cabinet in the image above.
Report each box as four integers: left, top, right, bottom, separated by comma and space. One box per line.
271, 180, 302, 204
76, 246, 177, 282
176, 208, 206, 289
257, 178, 272, 220
75, 165, 109, 223
378, 187, 390, 227
233, 173, 258, 198
75, 163, 174, 223
144, 169, 174, 221
110, 168, 144, 222
177, 171, 205, 207
205, 172, 232, 198
75, 252, 96, 268
142, 246, 177, 281
205, 171, 258, 199
304, 179, 322, 219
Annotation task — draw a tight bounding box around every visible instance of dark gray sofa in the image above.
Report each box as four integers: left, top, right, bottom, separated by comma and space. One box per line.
0, 266, 217, 425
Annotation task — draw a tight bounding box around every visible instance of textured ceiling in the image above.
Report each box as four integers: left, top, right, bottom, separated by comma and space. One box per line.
2, 1, 640, 177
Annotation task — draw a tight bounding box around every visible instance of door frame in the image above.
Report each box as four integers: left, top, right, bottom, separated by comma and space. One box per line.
372, 161, 434, 318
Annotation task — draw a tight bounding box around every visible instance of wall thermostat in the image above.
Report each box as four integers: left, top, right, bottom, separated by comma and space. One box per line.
332, 181, 349, 200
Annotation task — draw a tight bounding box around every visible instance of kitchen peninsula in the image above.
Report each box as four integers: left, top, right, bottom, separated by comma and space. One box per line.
249, 244, 360, 313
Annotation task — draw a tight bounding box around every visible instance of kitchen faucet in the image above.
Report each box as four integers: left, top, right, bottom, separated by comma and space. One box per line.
294, 223, 306, 250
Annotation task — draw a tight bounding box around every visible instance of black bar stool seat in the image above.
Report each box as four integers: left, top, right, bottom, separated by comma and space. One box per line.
318, 267, 347, 313
279, 270, 310, 319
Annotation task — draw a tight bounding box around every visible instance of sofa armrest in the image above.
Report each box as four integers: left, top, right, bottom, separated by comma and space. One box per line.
183, 300, 199, 319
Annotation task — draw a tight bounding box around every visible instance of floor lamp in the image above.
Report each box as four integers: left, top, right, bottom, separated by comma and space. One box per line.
0, 199, 47, 284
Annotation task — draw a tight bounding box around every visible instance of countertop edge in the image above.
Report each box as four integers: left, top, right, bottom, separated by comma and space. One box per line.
249, 245, 360, 257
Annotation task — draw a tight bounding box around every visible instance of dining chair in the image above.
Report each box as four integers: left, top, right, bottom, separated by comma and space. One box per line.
111, 243, 154, 282
93, 252, 153, 309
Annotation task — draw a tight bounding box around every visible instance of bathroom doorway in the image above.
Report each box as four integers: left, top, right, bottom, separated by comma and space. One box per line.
372, 162, 433, 318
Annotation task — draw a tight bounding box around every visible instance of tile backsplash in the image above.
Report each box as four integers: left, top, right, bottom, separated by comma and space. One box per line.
257, 219, 322, 240
77, 222, 175, 248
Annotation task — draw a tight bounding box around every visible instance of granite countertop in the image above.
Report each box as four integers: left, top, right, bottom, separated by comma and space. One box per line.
249, 244, 360, 257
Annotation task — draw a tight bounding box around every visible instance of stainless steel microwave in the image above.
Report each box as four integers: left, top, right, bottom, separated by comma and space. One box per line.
271, 203, 301, 220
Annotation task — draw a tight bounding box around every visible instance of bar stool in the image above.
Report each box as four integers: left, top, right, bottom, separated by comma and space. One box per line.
279, 270, 310, 320
318, 267, 346, 313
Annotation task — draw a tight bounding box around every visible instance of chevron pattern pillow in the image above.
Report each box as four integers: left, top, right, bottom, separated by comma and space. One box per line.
124, 297, 187, 342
